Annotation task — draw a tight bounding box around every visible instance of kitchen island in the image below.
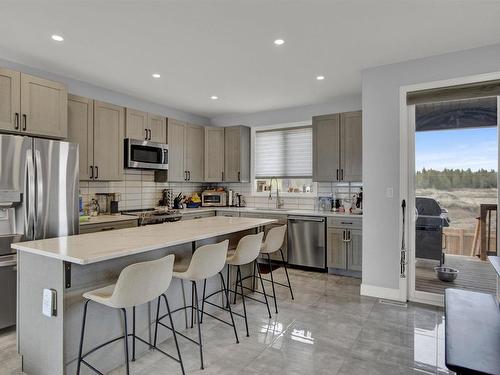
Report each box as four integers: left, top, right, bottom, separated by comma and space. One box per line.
13, 216, 274, 375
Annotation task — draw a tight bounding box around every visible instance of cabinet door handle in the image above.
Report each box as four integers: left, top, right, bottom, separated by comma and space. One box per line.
14, 113, 19, 130
188, 171, 191, 181
222, 171, 224, 181
22, 114, 27, 131
145, 128, 148, 140
100, 226, 115, 231
238, 171, 240, 181
95, 166, 99, 180
336, 169, 339, 180
340, 169, 344, 181
184, 171, 187, 181
148, 129, 152, 140
89, 166, 94, 179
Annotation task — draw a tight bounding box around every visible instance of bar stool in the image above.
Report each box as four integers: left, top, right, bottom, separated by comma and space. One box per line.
258, 225, 294, 314
155, 240, 239, 370
202, 232, 270, 338
77, 254, 184, 375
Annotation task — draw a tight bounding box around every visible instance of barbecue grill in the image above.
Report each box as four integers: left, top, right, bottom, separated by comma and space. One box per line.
415, 197, 450, 265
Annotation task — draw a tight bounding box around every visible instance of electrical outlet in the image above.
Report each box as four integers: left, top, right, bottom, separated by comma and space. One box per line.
42, 289, 57, 317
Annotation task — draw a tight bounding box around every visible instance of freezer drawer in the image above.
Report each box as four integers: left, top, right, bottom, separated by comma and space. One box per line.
0, 255, 16, 329
287, 216, 326, 269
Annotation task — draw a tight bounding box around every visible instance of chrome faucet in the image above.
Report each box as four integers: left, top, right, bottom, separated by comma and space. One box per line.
269, 177, 284, 208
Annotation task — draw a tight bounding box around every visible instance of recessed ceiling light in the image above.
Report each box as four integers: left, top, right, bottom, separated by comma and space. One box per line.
51, 34, 64, 42
274, 39, 285, 46
210, 95, 219, 100
152, 73, 161, 78
316, 75, 325, 80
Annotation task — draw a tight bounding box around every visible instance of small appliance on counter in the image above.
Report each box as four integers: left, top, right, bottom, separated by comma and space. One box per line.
236, 193, 246, 207
158, 189, 173, 208
173, 193, 184, 209
95, 193, 121, 214
201, 190, 227, 207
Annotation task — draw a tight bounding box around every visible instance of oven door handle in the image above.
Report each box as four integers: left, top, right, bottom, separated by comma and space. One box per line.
0, 259, 16, 268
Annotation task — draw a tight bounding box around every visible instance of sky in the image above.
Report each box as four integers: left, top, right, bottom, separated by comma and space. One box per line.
416, 127, 498, 172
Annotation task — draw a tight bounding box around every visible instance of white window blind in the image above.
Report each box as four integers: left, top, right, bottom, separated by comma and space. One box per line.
255, 126, 312, 178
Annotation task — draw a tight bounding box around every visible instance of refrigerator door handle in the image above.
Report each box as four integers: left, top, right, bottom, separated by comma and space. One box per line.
26, 148, 35, 240
34, 149, 44, 239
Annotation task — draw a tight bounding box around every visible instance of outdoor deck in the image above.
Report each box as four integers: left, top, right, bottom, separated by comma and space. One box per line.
415, 254, 497, 295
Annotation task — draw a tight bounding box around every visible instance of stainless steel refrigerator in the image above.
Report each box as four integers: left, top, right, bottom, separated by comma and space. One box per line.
0, 134, 79, 329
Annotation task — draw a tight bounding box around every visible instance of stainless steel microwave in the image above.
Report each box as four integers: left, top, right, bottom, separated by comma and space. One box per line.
124, 139, 168, 170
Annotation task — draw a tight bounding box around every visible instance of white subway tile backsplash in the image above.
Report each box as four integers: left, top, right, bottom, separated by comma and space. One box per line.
79, 174, 361, 213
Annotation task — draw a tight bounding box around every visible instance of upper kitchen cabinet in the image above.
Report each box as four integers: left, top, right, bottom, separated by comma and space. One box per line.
68, 95, 94, 180
0, 68, 67, 138
165, 118, 186, 182
340, 111, 362, 181
148, 114, 166, 143
204, 127, 225, 182
313, 114, 340, 181
125, 108, 166, 143
159, 119, 204, 182
20, 74, 68, 139
184, 123, 204, 182
0, 68, 20, 133
69, 97, 124, 181
125, 108, 148, 140
312, 111, 362, 182
93, 101, 124, 181
224, 125, 250, 182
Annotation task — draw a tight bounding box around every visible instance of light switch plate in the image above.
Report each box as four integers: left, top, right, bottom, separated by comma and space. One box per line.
42, 288, 57, 317
386, 187, 394, 198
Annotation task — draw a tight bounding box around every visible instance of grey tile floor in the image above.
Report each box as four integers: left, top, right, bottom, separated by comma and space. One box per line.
0, 269, 452, 374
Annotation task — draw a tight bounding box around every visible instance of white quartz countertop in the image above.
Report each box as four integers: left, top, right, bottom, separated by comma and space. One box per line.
13, 216, 275, 265
180, 206, 363, 218
79, 214, 139, 226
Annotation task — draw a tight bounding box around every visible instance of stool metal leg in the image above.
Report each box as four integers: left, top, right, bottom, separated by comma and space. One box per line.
226, 265, 231, 308
163, 294, 186, 375
153, 296, 161, 347
132, 306, 136, 361
200, 279, 207, 324
192, 281, 204, 370
76, 299, 90, 375
256, 261, 272, 318
280, 249, 294, 300
219, 272, 240, 344
237, 266, 249, 337
252, 260, 257, 292
190, 282, 195, 329
267, 253, 278, 314
121, 308, 130, 375
232, 265, 238, 305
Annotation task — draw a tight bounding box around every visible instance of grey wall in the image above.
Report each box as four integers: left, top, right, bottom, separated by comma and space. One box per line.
210, 94, 361, 127
0, 57, 210, 125
362, 43, 500, 293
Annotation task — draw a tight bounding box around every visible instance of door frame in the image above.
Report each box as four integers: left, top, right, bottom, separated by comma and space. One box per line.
399, 71, 500, 305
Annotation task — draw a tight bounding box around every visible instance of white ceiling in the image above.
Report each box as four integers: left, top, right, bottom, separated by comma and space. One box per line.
1, 0, 500, 118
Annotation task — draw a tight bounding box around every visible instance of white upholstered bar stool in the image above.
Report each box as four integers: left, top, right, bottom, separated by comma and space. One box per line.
258, 225, 294, 314
77, 254, 184, 375
155, 240, 239, 370
203, 232, 270, 338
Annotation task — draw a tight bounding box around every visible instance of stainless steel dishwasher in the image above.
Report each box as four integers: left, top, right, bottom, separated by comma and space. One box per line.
287, 216, 326, 269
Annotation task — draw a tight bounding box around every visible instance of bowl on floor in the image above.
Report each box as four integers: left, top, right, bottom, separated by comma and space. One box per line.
434, 266, 459, 282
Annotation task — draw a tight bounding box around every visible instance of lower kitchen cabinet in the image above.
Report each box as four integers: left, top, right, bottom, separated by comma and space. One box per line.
347, 229, 362, 271
327, 228, 346, 269
327, 217, 362, 278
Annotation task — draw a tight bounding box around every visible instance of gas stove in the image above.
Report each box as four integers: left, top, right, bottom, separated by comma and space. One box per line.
121, 208, 182, 226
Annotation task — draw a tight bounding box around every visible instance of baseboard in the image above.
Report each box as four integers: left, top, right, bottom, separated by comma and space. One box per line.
360, 283, 404, 301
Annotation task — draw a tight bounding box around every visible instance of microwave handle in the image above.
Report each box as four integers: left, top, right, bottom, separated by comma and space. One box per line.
162, 149, 168, 164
